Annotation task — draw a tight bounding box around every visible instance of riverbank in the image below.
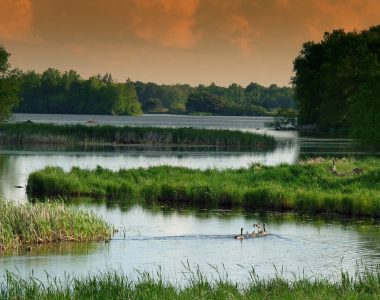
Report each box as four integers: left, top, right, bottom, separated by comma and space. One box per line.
0, 123, 277, 149
27, 157, 380, 217
1, 267, 379, 299
0, 199, 111, 251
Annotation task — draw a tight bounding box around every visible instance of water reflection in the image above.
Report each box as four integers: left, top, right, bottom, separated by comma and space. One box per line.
1, 203, 379, 283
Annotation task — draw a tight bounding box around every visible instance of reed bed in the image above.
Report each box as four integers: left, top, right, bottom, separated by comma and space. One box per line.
0, 199, 111, 250
0, 123, 276, 149
1, 266, 379, 299
27, 157, 380, 217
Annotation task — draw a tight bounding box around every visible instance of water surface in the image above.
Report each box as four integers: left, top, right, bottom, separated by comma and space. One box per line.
1, 204, 379, 283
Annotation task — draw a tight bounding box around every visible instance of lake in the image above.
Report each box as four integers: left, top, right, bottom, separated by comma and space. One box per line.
0, 114, 378, 283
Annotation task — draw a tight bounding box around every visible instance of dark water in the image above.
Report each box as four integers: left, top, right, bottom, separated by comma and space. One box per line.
0, 114, 378, 283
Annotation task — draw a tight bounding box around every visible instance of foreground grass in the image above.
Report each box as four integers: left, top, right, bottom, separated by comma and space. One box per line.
1, 267, 380, 299
0, 199, 111, 250
27, 157, 380, 217
0, 123, 276, 149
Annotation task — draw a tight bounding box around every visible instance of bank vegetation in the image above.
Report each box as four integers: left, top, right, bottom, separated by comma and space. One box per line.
27, 158, 380, 217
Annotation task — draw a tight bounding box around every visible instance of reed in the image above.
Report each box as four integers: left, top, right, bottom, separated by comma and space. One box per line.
27, 157, 380, 217
0, 266, 379, 299
0, 199, 111, 251
0, 123, 277, 149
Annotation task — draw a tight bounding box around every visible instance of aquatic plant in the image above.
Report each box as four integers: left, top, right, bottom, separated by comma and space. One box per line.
27, 158, 380, 217
0, 265, 379, 299
0, 199, 111, 250
0, 123, 277, 149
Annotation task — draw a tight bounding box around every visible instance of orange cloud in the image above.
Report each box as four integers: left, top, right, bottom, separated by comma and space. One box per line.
131, 0, 201, 48
307, 0, 380, 40
229, 14, 261, 57
0, 0, 33, 41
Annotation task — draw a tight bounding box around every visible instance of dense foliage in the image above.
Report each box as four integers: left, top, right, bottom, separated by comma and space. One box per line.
14, 70, 294, 116
135, 81, 294, 115
293, 25, 380, 148
16, 70, 142, 115
0, 123, 277, 148
0, 45, 20, 122
27, 158, 380, 217
1, 267, 380, 300
0, 198, 110, 250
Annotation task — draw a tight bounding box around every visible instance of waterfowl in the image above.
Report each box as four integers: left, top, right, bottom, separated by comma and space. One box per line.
234, 228, 245, 239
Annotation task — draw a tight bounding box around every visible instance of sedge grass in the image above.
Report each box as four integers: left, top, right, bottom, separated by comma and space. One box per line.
27, 157, 380, 217
0, 265, 379, 299
0, 199, 111, 250
0, 123, 277, 149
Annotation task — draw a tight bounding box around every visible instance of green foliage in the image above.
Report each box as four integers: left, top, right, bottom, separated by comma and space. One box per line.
1, 266, 380, 299
293, 25, 380, 148
349, 74, 380, 149
0, 123, 277, 148
0, 45, 20, 122
14, 67, 295, 116
135, 81, 294, 115
266, 108, 298, 130
27, 158, 380, 217
186, 92, 226, 113
16, 70, 142, 115
142, 98, 168, 113
0, 198, 110, 250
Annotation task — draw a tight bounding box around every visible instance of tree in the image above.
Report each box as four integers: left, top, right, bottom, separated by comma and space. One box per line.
0, 45, 20, 122
349, 74, 380, 149
292, 25, 380, 149
186, 92, 226, 113
142, 98, 167, 112
123, 81, 143, 115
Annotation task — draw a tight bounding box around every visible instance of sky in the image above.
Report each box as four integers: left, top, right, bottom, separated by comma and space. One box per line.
1, 0, 380, 87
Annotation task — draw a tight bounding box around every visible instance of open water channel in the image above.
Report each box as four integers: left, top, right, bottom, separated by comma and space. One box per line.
0, 114, 379, 283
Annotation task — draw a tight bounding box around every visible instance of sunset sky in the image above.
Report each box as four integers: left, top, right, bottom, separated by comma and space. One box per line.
1, 0, 380, 87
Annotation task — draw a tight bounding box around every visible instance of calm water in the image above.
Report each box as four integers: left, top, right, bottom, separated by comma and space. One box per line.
1, 114, 378, 282
1, 203, 380, 283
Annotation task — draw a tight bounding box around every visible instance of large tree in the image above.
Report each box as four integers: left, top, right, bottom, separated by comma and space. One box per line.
0, 45, 20, 122
292, 25, 380, 149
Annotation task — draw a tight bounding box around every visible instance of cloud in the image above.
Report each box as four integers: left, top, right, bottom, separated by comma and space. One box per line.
306, 0, 380, 40
229, 14, 261, 57
0, 0, 34, 41
131, 0, 201, 48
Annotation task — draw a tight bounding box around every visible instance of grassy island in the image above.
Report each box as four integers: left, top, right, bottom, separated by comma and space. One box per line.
0, 123, 276, 149
0, 199, 111, 251
27, 158, 380, 217
1, 268, 379, 299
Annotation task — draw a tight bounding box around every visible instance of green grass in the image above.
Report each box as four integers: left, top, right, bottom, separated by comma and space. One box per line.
0, 123, 277, 149
27, 157, 380, 217
1, 266, 379, 299
0, 199, 111, 251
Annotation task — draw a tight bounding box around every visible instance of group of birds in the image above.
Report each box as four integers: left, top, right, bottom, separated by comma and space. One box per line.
234, 223, 267, 239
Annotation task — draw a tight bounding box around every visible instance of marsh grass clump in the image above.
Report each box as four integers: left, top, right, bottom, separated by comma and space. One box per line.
27, 158, 380, 217
0, 123, 277, 149
0, 266, 379, 299
0, 199, 111, 251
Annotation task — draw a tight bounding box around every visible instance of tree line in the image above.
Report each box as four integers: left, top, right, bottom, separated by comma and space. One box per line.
16, 70, 142, 115
1, 44, 294, 118
135, 81, 294, 115
15, 70, 294, 116
293, 25, 380, 148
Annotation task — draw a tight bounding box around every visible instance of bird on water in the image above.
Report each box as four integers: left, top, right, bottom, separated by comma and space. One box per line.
234, 227, 245, 239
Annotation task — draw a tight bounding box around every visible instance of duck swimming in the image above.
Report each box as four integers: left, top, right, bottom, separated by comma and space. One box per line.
234, 228, 245, 239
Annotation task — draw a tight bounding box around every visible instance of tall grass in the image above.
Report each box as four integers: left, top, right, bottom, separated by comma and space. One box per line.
0, 266, 379, 299
27, 157, 380, 217
0, 199, 111, 250
0, 123, 277, 149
